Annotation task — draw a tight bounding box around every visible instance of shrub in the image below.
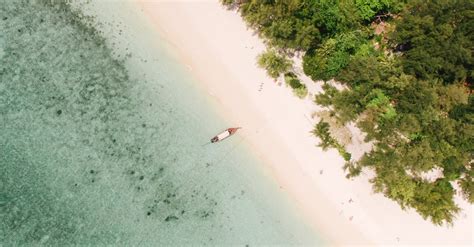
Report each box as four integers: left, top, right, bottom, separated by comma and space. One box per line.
314, 83, 338, 106
293, 86, 308, 99
343, 161, 362, 178
313, 120, 352, 160
257, 50, 292, 79
312, 120, 337, 150
285, 72, 308, 99
339, 147, 352, 161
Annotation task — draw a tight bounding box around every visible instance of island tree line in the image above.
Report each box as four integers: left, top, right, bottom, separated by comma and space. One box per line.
221, 0, 473, 225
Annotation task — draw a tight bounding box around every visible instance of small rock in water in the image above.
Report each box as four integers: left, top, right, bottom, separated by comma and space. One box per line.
164, 215, 178, 222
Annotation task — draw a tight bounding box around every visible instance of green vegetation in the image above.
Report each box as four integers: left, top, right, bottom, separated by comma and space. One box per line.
355, 0, 399, 21
312, 120, 351, 161
222, 0, 474, 225
257, 49, 292, 79
390, 0, 474, 84
284, 73, 308, 98
312, 120, 336, 150
303, 31, 375, 81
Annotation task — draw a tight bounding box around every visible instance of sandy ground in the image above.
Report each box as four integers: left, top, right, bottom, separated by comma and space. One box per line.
135, 0, 473, 245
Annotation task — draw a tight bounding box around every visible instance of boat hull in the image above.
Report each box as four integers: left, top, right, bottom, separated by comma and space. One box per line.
210, 127, 241, 143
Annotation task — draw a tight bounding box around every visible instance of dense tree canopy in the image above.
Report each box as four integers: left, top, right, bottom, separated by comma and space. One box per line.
390, 0, 474, 84
222, 0, 474, 225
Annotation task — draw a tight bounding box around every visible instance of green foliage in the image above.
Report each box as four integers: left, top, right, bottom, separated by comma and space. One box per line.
293, 86, 309, 99
365, 89, 397, 120
328, 88, 363, 123
312, 120, 351, 161
303, 31, 373, 81
339, 147, 352, 161
226, 0, 383, 51
285, 72, 302, 89
285, 73, 308, 99
458, 168, 474, 203
390, 0, 474, 84
237, 0, 323, 50
220, 0, 234, 5
355, 0, 393, 21
313, 120, 337, 150
336, 55, 401, 88
343, 161, 362, 178
412, 179, 460, 225
257, 50, 292, 79
312, 0, 473, 224
309, 0, 355, 35
314, 83, 338, 106
223, 0, 473, 225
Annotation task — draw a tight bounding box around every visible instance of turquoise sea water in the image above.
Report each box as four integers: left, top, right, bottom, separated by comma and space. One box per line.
0, 1, 321, 245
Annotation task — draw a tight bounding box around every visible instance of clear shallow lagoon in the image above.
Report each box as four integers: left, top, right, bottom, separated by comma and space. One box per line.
0, 1, 320, 245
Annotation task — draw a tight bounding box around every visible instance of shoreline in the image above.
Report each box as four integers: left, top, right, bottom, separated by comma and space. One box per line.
135, 0, 472, 245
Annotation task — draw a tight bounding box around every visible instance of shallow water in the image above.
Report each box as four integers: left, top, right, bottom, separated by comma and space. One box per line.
0, 1, 320, 245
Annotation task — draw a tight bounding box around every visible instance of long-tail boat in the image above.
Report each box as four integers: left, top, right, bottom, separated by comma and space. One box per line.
211, 127, 241, 143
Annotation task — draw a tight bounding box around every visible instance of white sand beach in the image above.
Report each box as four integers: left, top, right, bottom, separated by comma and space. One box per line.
135, 0, 473, 245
